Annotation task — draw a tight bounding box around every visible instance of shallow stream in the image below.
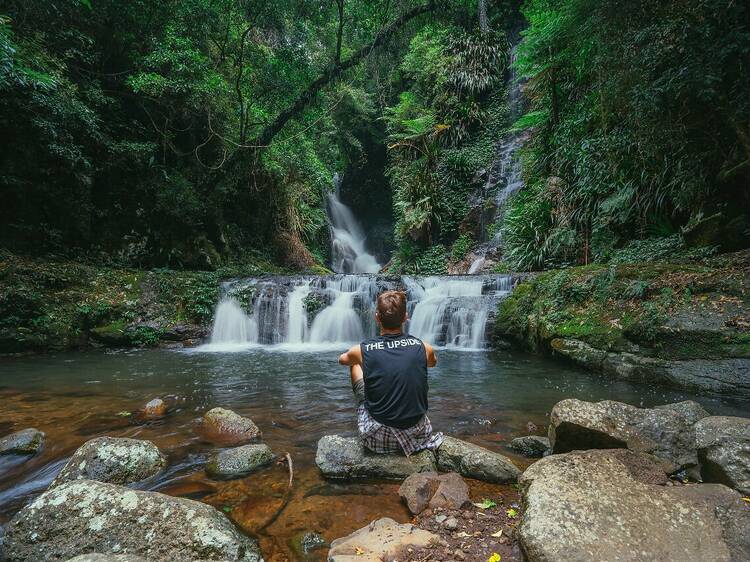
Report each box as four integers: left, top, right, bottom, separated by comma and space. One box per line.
1, 346, 748, 559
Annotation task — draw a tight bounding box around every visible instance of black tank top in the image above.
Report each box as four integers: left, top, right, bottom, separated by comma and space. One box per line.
360, 333, 428, 429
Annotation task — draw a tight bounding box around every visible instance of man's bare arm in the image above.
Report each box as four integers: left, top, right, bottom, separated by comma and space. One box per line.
338, 344, 362, 366
424, 342, 437, 367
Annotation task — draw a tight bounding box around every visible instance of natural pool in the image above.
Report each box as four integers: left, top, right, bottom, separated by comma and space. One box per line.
1, 346, 748, 560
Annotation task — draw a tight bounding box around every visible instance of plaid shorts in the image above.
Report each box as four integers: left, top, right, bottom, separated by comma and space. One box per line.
357, 403, 444, 457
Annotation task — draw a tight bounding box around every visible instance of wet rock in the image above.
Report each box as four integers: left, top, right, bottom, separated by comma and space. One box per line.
398, 472, 470, 515
161, 323, 207, 342
315, 435, 437, 479
0, 428, 45, 455
198, 407, 261, 446
206, 443, 275, 479
518, 449, 749, 562
695, 416, 750, 494
51, 436, 166, 488
290, 531, 327, 559
436, 436, 521, 483
68, 552, 147, 562
549, 398, 700, 472
4, 479, 262, 561
654, 400, 710, 425
328, 517, 439, 562
142, 398, 168, 418
509, 435, 550, 458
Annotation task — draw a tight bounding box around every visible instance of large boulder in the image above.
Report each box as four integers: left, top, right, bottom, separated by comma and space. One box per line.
315, 435, 436, 479
0, 428, 45, 455
654, 400, 710, 425
398, 472, 471, 515
198, 408, 261, 446
206, 444, 275, 479
3, 479, 262, 561
509, 435, 550, 458
518, 449, 749, 562
549, 399, 701, 472
327, 517, 439, 562
51, 437, 166, 488
436, 436, 521, 483
695, 416, 750, 495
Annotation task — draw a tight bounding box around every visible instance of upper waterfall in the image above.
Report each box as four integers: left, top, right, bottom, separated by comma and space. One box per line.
326, 174, 380, 274
199, 274, 515, 352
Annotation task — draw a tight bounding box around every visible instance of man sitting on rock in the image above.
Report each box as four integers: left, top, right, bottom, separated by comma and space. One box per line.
338, 290, 443, 456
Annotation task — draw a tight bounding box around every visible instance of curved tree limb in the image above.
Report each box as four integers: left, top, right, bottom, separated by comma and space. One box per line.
252, 1, 435, 149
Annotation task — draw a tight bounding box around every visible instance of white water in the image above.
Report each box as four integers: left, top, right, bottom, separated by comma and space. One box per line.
468, 257, 486, 274
327, 175, 380, 274
200, 274, 513, 352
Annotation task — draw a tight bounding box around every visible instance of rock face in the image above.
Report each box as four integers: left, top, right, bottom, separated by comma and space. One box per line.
695, 416, 750, 495
0, 428, 45, 455
518, 449, 749, 562
328, 517, 439, 562
316, 435, 436, 479
509, 435, 550, 458
198, 408, 261, 445
51, 437, 167, 488
398, 472, 471, 515
436, 436, 521, 483
549, 399, 700, 472
206, 443, 275, 479
3, 479, 262, 562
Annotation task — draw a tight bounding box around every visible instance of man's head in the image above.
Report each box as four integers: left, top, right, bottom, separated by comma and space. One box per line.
376, 290, 407, 331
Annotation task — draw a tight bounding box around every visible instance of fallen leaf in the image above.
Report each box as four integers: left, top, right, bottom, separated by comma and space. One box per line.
743, 497, 750, 504
355, 546, 365, 555
456, 532, 471, 538
491, 529, 504, 538
488, 553, 502, 562
506, 508, 519, 518
474, 499, 497, 509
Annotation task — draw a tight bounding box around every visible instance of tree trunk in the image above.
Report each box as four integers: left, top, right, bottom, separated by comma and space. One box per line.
478, 0, 489, 34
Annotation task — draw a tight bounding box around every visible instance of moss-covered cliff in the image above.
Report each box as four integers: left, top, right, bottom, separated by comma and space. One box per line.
495, 251, 750, 395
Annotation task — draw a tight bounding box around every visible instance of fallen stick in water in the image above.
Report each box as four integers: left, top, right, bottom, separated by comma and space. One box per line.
257, 452, 294, 532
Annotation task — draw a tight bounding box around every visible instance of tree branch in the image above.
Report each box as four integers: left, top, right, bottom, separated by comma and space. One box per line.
252, 1, 435, 149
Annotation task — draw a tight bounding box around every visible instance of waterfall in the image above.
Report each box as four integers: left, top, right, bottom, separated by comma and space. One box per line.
326, 174, 380, 274
200, 274, 514, 351
208, 299, 258, 347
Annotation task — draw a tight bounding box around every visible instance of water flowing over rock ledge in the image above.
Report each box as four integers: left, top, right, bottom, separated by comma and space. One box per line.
206, 273, 529, 350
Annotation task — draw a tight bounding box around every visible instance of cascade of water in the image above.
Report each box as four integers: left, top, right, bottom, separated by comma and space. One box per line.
326, 174, 381, 274
204, 273, 514, 350
209, 299, 258, 344
286, 282, 311, 343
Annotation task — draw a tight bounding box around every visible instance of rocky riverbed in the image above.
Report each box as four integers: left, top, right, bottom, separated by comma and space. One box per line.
1, 396, 747, 561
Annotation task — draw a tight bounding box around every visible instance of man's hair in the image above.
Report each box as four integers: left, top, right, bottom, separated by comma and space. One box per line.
376, 290, 407, 329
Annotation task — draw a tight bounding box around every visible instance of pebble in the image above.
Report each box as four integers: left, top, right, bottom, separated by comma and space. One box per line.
454, 549, 466, 560
435, 514, 447, 524
461, 510, 473, 519
444, 516, 458, 530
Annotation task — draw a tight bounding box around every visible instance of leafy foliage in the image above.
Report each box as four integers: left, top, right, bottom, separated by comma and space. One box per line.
502, 0, 750, 270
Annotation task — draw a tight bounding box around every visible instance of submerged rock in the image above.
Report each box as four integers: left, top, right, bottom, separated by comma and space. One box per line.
3, 479, 262, 562
51, 436, 166, 488
316, 435, 436, 479
0, 428, 45, 455
206, 443, 275, 479
398, 471, 470, 515
509, 435, 550, 458
549, 398, 700, 472
695, 416, 750, 495
518, 449, 749, 562
142, 398, 168, 418
328, 517, 438, 562
290, 531, 327, 559
436, 436, 521, 483
198, 407, 261, 445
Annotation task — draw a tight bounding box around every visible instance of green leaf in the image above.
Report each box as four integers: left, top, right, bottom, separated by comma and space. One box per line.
474, 499, 497, 509
506, 507, 519, 518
